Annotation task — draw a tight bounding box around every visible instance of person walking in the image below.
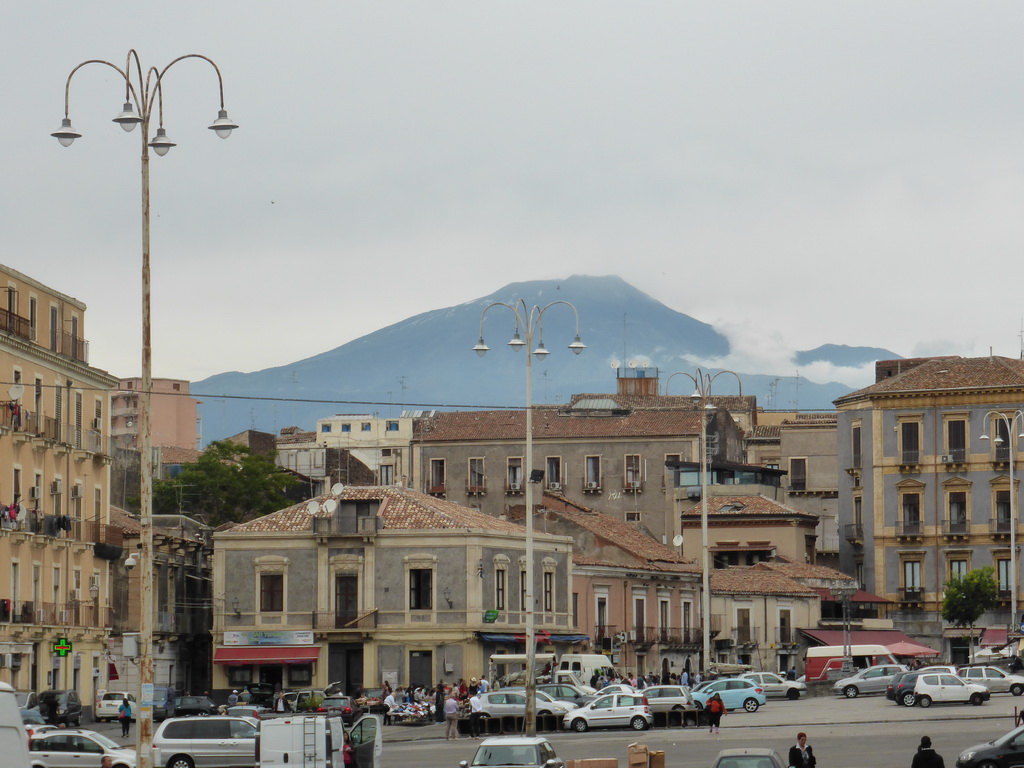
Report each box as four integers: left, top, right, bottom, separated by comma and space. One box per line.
911, 736, 945, 768
444, 690, 460, 740
706, 692, 727, 736
227, 690, 239, 707
274, 691, 288, 713
788, 732, 817, 767
118, 697, 132, 738
469, 690, 483, 738
434, 683, 445, 723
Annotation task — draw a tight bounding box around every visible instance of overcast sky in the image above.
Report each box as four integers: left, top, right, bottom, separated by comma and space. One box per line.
6, 2, 1024, 389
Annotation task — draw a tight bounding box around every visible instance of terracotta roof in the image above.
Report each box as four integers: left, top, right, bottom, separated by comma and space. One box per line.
222, 486, 528, 535
568, 393, 755, 413
416, 408, 704, 442
276, 430, 317, 445
109, 507, 142, 534
836, 356, 1024, 406
711, 568, 819, 597
158, 446, 202, 465
754, 560, 855, 582
747, 425, 780, 439
680, 495, 818, 520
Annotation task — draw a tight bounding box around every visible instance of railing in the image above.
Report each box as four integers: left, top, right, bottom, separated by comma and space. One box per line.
941, 518, 970, 536
466, 482, 487, 494
996, 446, 1011, 462
0, 308, 31, 340
732, 626, 760, 644
2, 514, 123, 547
789, 479, 807, 491
897, 520, 923, 536
992, 518, 1013, 535
902, 587, 924, 602
946, 448, 967, 462
0, 600, 110, 628
594, 624, 617, 645
775, 627, 796, 644
844, 523, 864, 542
427, 485, 446, 496
901, 449, 920, 464
314, 610, 378, 631
311, 516, 381, 536
49, 328, 89, 363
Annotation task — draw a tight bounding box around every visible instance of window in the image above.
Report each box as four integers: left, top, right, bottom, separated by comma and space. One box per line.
901, 492, 921, 535
996, 490, 1012, 531
520, 569, 528, 611
624, 455, 641, 488
468, 458, 485, 490
29, 297, 37, 341
998, 559, 1012, 594
361, 423, 371, 432
853, 496, 863, 525
585, 456, 601, 489
322, 424, 332, 433
900, 421, 921, 464
947, 491, 967, 532
495, 568, 506, 611
946, 419, 967, 462
851, 425, 862, 468
379, 464, 394, 486
949, 559, 968, 579
429, 459, 446, 492
260, 574, 283, 612
386, 421, 399, 432
789, 458, 807, 491
543, 572, 553, 612
903, 561, 922, 593
341, 424, 351, 433
409, 569, 432, 610
546, 457, 562, 487
778, 608, 792, 644
507, 458, 523, 490
995, 419, 1012, 461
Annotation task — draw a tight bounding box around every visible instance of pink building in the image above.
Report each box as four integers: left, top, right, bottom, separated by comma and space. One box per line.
111, 377, 199, 450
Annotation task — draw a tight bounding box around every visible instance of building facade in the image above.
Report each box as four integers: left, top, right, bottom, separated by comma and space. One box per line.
111, 378, 199, 451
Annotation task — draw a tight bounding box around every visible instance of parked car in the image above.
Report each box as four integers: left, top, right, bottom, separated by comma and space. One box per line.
95, 691, 136, 722
562, 692, 651, 732
691, 679, 766, 713
20, 707, 56, 740
225, 705, 271, 720
957, 665, 1024, 695
831, 664, 907, 699
172, 696, 219, 717
741, 672, 808, 700
888, 671, 923, 706
152, 715, 258, 768
317, 695, 363, 724
153, 686, 177, 721
638, 685, 696, 713
536, 684, 595, 708
911, 673, 990, 707
459, 735, 564, 768
242, 683, 275, 709
711, 747, 787, 768
918, 665, 959, 675
281, 689, 326, 712
595, 684, 638, 695
16, 691, 38, 709
957, 723, 1024, 768
476, 690, 574, 718
28, 728, 137, 768
37, 690, 82, 727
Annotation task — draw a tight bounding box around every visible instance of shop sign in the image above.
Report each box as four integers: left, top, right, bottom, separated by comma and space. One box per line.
223, 630, 314, 646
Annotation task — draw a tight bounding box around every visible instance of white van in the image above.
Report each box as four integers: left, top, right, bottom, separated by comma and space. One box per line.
257, 713, 382, 768
557, 654, 617, 686
0, 681, 30, 767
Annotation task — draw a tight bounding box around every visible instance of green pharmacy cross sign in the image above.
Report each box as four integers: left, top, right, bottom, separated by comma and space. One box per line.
483, 610, 499, 624
52, 637, 73, 657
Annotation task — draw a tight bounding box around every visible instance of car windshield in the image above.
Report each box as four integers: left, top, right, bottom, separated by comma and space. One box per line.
472, 745, 542, 766
89, 733, 125, 750
715, 758, 777, 768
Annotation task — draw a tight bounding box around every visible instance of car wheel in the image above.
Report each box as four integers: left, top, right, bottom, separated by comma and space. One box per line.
168, 756, 195, 768
786, 689, 799, 701
571, 718, 588, 733
671, 705, 684, 711
538, 710, 551, 717
743, 698, 759, 713
843, 685, 858, 699
901, 692, 917, 707
1012, 684, 1024, 696
630, 716, 648, 731
970, 693, 985, 706
977, 761, 1000, 768
918, 695, 932, 708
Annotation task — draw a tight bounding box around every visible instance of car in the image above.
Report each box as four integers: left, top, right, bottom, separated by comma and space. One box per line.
888, 671, 923, 706
152, 715, 258, 768
21, 707, 57, 740
459, 735, 564, 768
36, 690, 82, 727
241, 683, 275, 709
316, 695, 363, 724
95, 691, 136, 722
476, 690, 574, 718
28, 728, 137, 768
638, 685, 696, 713
918, 665, 959, 675
741, 672, 808, 700
536, 684, 595, 708
172, 696, 219, 717
16, 692, 39, 709
710, 747, 787, 768
912, 673, 990, 707
281, 688, 326, 712
957, 723, 1024, 768
595, 684, 638, 695
690, 679, 767, 713
153, 686, 177, 721
957, 665, 1024, 695
224, 705, 271, 720
562, 692, 652, 732
831, 664, 907, 699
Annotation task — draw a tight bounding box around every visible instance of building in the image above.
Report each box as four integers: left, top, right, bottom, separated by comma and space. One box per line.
211, 486, 573, 696
835, 355, 1024, 660
0, 264, 119, 707
317, 413, 420, 487
276, 427, 376, 498
111, 378, 199, 451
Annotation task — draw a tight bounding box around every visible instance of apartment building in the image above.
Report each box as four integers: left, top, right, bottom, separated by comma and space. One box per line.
111, 377, 199, 451
0, 264, 119, 703
317, 413, 419, 487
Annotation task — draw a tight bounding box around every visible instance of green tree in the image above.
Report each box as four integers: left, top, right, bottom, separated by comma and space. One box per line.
942, 566, 999, 662
153, 440, 300, 526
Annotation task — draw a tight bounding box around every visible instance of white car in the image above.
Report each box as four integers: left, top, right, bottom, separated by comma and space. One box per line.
476, 690, 574, 718
562, 692, 652, 732
459, 735, 564, 768
28, 728, 137, 768
595, 684, 638, 695
957, 666, 1024, 695
741, 672, 807, 700
95, 691, 136, 722
912, 673, 990, 707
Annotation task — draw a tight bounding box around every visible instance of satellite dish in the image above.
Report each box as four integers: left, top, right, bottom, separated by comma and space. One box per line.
8, 383, 24, 400
331, 482, 345, 496
610, 359, 621, 369
672, 534, 683, 547
323, 498, 338, 514
305, 500, 320, 516
628, 360, 637, 369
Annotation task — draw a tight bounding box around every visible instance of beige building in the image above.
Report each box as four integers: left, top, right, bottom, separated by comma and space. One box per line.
111, 377, 199, 451
0, 264, 119, 706
317, 414, 418, 487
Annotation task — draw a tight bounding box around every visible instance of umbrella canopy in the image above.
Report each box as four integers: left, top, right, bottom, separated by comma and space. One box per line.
887, 640, 941, 657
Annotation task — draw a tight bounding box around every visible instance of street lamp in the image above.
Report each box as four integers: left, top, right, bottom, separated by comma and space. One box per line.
833, 582, 857, 672
53, 50, 237, 768
665, 369, 741, 676
981, 410, 1024, 628
475, 299, 584, 736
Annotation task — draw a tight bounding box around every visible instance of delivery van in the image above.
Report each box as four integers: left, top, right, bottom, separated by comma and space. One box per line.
257, 712, 381, 768
0, 682, 30, 767
803, 644, 899, 682
557, 654, 617, 685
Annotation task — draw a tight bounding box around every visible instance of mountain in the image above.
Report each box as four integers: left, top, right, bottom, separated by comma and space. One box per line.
795, 344, 900, 368
194, 275, 867, 442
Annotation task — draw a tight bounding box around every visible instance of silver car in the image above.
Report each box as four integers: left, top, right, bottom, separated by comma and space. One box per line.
640, 685, 696, 713
833, 664, 907, 698
152, 716, 258, 768
459, 735, 564, 768
740, 673, 807, 701
28, 729, 137, 768
476, 691, 573, 717
957, 666, 1024, 695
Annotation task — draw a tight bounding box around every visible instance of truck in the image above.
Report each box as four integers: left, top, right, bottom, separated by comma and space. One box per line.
257, 712, 382, 768
488, 653, 600, 692
803, 644, 899, 682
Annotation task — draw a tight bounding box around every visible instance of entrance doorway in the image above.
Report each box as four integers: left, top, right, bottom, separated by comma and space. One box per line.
328, 643, 364, 695
409, 651, 432, 688
259, 666, 283, 690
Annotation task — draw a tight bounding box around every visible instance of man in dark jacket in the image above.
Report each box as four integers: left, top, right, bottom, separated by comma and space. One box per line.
788, 732, 816, 768
911, 736, 945, 768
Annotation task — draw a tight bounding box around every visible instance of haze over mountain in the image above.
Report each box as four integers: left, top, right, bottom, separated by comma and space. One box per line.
193, 275, 897, 443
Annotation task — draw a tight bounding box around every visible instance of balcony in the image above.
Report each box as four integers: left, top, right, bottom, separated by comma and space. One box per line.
505, 483, 524, 496
427, 485, 446, 498
312, 515, 380, 536
623, 480, 643, 494
941, 518, 970, 540
466, 482, 487, 496
896, 520, 923, 540
156, 610, 211, 635
582, 482, 602, 494
943, 448, 967, 464
594, 624, 617, 651
49, 328, 89, 364
991, 518, 1012, 540
0, 307, 31, 341
732, 626, 760, 646
313, 610, 379, 632
901, 587, 924, 605
844, 523, 864, 545
775, 627, 798, 646
0, 600, 110, 629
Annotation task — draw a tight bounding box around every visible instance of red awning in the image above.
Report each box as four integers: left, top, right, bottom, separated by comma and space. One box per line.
801, 629, 925, 648
981, 628, 1009, 648
813, 587, 891, 604
214, 646, 320, 666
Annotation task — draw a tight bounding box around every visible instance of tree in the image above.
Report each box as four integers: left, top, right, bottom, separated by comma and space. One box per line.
942, 566, 999, 663
153, 440, 300, 526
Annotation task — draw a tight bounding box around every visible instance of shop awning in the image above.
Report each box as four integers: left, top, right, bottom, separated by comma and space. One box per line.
800, 629, 925, 648
213, 646, 320, 666
981, 628, 1009, 648
478, 633, 590, 644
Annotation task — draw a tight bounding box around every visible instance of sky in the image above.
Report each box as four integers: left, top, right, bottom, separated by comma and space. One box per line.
6, 2, 1024, 391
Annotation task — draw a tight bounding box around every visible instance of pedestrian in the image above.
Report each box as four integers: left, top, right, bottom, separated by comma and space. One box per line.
444, 690, 460, 740
227, 690, 239, 707
706, 692, 727, 736
118, 696, 132, 738
468, 677, 479, 696
911, 736, 945, 768
274, 691, 288, 713
469, 690, 483, 738
681, 670, 690, 687
590, 672, 600, 689
383, 689, 397, 725
458, 678, 468, 699
434, 683, 445, 723
342, 730, 356, 767
478, 676, 490, 694
788, 731, 817, 767
787, 666, 797, 681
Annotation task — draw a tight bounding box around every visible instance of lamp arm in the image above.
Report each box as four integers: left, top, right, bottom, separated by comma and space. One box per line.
61, 59, 130, 118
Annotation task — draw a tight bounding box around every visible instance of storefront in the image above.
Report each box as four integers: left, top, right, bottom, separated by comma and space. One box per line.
213, 630, 320, 694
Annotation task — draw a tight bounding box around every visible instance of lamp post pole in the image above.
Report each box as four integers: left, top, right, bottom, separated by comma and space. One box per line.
666, 369, 742, 676
981, 410, 1024, 635
833, 582, 857, 673
53, 51, 237, 768
475, 301, 584, 736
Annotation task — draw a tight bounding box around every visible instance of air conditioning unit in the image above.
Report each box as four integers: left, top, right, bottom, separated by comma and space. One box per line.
941, 455, 952, 463
70, 486, 82, 499
548, 482, 561, 491
587, 481, 599, 490
615, 631, 628, 644
509, 483, 521, 491
625, 630, 636, 642
28, 486, 41, 500
50, 480, 62, 496
91, 418, 103, 430
629, 480, 641, 489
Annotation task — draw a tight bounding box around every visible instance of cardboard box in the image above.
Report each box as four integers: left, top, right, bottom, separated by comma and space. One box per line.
627, 742, 650, 768
649, 750, 666, 768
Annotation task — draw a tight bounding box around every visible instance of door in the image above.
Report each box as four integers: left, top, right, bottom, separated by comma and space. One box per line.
588, 694, 616, 727
228, 718, 258, 767
191, 718, 231, 767
71, 734, 105, 768
984, 668, 1010, 693
335, 575, 358, 628
349, 714, 382, 768
409, 651, 432, 689
938, 675, 965, 703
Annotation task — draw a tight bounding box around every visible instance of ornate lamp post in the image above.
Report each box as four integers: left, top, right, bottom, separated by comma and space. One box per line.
53, 50, 237, 768
474, 300, 584, 735
981, 410, 1024, 627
